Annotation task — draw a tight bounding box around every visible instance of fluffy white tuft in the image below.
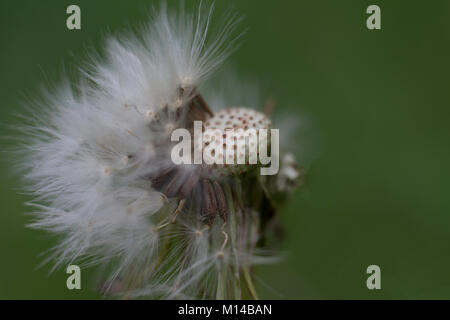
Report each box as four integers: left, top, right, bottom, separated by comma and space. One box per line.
21, 5, 238, 271
16, 2, 299, 299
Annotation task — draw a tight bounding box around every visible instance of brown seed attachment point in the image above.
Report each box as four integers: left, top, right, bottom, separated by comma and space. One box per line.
216, 251, 224, 260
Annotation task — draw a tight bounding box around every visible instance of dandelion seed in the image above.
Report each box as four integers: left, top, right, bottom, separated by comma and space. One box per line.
18, 3, 303, 299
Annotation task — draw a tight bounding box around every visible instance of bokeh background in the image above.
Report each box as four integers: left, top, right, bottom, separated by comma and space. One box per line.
1, 0, 450, 299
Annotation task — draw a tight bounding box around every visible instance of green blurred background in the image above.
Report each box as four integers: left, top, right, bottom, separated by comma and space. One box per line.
2, 0, 450, 299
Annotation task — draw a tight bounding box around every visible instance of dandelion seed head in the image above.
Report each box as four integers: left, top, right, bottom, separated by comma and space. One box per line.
197, 107, 272, 175
18, 2, 302, 299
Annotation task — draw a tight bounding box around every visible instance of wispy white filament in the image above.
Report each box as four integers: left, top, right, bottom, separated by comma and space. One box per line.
16, 2, 298, 299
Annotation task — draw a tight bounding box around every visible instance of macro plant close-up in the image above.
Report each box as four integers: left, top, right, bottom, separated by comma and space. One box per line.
6, 2, 303, 300
2, 0, 450, 306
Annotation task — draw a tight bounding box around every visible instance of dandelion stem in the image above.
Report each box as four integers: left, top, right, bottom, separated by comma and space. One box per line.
216, 268, 227, 300
243, 267, 259, 300
222, 182, 242, 299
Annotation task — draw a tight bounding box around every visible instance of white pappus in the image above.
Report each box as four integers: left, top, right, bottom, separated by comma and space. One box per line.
17, 2, 303, 299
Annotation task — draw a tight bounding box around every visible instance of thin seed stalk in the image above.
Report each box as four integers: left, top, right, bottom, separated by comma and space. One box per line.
223, 182, 242, 299
216, 267, 227, 300
242, 267, 259, 300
